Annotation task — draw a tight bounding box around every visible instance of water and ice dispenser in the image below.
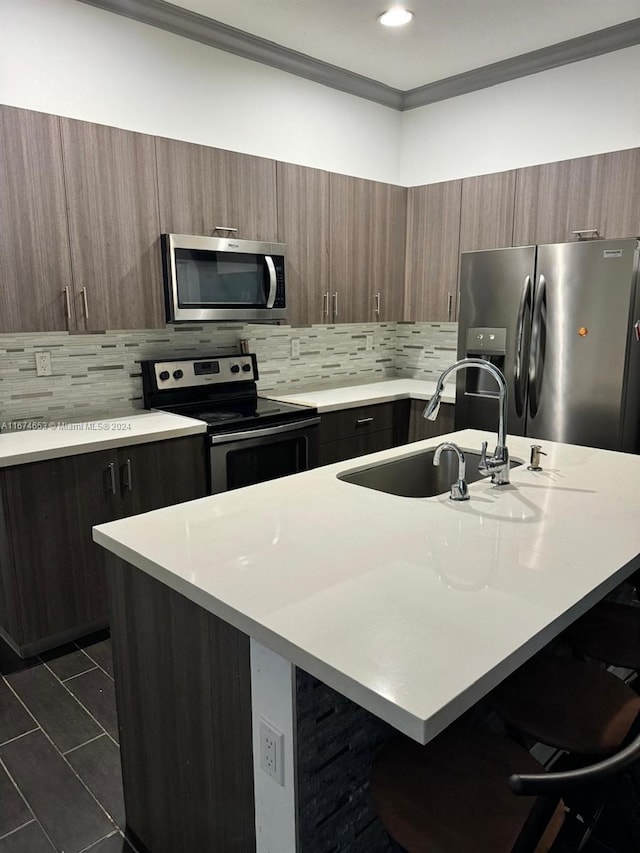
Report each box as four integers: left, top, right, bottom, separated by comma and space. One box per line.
463, 328, 507, 397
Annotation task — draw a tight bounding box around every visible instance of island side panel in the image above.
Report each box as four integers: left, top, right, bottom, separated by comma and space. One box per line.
106, 554, 255, 853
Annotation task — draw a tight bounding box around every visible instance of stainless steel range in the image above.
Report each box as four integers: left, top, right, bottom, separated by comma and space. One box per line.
141, 354, 319, 493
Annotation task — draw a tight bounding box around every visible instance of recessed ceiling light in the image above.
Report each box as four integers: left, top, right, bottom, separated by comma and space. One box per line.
378, 6, 414, 27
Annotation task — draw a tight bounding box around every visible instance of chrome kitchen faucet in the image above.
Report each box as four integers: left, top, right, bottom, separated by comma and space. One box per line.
424, 358, 511, 485
433, 442, 470, 501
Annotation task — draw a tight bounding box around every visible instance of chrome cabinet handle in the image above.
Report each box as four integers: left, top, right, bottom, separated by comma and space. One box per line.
375, 292, 381, 316
63, 286, 71, 318
572, 229, 600, 240
81, 287, 89, 320
107, 463, 117, 495
447, 292, 453, 320
213, 226, 238, 233
122, 458, 133, 491
355, 417, 374, 426
323, 291, 330, 317
332, 292, 338, 319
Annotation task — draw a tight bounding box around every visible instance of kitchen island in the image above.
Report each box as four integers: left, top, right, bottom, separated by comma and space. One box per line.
93, 429, 640, 853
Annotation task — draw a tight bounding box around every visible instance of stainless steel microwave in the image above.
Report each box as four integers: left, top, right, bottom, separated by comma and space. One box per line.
162, 233, 287, 323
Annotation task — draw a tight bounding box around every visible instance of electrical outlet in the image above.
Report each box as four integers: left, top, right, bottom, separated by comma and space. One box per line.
291, 337, 301, 358
365, 334, 374, 351
35, 351, 52, 376
259, 718, 285, 785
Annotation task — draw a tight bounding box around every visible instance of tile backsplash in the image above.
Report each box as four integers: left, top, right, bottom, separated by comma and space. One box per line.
0, 322, 458, 427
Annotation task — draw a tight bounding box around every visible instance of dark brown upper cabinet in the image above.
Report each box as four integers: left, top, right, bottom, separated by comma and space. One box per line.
459, 170, 517, 253
0, 105, 74, 333
404, 180, 462, 322
60, 118, 165, 331
329, 174, 406, 324
156, 136, 277, 241
276, 162, 330, 326
513, 149, 640, 246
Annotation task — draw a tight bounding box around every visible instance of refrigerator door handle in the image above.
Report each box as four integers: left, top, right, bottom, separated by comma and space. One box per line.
528, 275, 546, 418
514, 275, 533, 417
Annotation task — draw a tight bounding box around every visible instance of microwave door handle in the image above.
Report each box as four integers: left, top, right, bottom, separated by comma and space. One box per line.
265, 256, 277, 308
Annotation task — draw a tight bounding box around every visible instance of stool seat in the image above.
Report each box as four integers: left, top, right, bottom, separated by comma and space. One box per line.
371, 725, 565, 853
565, 601, 640, 670
492, 656, 640, 754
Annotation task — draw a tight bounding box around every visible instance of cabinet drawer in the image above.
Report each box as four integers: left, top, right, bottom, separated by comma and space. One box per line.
319, 427, 405, 466
319, 400, 409, 444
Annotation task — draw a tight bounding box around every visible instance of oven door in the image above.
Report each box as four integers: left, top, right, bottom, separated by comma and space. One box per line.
163, 234, 287, 322
209, 418, 320, 494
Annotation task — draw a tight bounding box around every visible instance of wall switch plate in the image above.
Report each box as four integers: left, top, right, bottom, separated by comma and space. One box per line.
365, 334, 374, 351
259, 718, 285, 785
291, 337, 301, 358
35, 352, 52, 376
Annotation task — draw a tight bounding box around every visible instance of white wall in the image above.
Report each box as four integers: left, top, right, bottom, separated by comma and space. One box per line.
1, 0, 639, 188
0, 0, 402, 184
400, 46, 640, 185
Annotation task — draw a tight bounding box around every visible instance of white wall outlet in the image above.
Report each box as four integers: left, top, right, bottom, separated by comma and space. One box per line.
35, 351, 52, 376
259, 718, 285, 786
291, 337, 301, 358
365, 334, 374, 351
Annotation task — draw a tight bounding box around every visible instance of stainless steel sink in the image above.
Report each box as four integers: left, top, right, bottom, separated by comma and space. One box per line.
338, 449, 520, 498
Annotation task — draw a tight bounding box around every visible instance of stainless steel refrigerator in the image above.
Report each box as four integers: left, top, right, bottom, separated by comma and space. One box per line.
456, 238, 640, 453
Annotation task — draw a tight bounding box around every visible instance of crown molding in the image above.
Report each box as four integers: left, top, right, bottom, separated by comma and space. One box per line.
78, 1, 640, 112
77, 0, 403, 109
403, 18, 640, 109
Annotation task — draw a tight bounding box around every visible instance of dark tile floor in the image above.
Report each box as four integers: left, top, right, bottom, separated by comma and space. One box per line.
1, 633, 639, 852
0, 632, 135, 853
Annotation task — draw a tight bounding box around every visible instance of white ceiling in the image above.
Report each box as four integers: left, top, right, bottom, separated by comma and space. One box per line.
167, 0, 639, 90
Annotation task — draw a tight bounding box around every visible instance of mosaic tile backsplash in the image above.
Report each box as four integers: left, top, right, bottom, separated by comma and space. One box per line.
0, 322, 458, 427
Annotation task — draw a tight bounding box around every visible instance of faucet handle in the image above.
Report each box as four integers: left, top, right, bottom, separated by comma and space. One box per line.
479, 440, 489, 468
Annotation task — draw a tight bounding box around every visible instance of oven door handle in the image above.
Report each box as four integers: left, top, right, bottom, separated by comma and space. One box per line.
265, 256, 277, 308
209, 417, 320, 444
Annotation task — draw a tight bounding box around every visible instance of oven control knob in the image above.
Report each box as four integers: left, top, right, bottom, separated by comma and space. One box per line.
230, 364, 240, 374
242, 364, 252, 373
173, 369, 184, 380
159, 370, 170, 381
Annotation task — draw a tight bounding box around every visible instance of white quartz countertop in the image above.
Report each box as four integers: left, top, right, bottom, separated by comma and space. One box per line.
264, 378, 455, 412
0, 411, 207, 468
93, 430, 640, 744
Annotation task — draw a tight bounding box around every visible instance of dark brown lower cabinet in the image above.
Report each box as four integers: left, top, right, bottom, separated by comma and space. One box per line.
319, 400, 410, 465
0, 435, 206, 657
407, 400, 455, 443
319, 399, 456, 466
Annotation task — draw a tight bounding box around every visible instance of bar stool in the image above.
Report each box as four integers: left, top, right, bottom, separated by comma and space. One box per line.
565, 601, 640, 671
491, 654, 640, 756
371, 723, 640, 852
371, 724, 565, 853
